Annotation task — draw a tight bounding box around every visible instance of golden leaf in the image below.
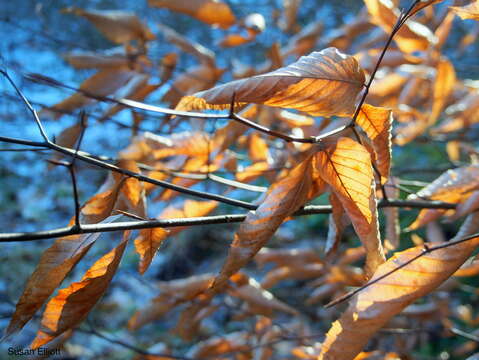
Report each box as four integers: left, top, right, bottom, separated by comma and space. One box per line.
31, 231, 129, 348
356, 104, 393, 183
430, 58, 456, 124
148, 0, 236, 28
134, 228, 169, 274
408, 165, 479, 229
176, 48, 365, 117
3, 216, 122, 339
451, 1, 479, 21
315, 137, 385, 277
211, 155, 324, 292
364, 0, 436, 53
318, 213, 479, 359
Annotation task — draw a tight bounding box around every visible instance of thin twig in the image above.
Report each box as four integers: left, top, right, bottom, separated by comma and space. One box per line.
78, 327, 194, 360
0, 200, 457, 242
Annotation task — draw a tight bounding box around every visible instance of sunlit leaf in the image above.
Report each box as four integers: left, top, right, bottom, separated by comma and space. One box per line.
211, 155, 325, 292
364, 0, 436, 53
356, 104, 393, 183
135, 228, 169, 274
315, 137, 385, 277
451, 1, 479, 21
318, 213, 479, 359
176, 48, 366, 117
408, 165, 479, 229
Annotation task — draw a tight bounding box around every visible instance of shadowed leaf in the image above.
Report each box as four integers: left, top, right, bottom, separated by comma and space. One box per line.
30, 231, 130, 348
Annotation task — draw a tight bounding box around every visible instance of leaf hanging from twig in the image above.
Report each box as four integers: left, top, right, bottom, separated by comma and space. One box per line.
356, 104, 393, 183
318, 213, 479, 360
315, 137, 385, 277
176, 48, 366, 117
210, 155, 325, 292
3, 215, 122, 340
31, 231, 130, 349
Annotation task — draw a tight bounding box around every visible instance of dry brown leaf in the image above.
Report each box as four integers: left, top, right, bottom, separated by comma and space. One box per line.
317, 213, 479, 359
62, 7, 155, 44
134, 228, 169, 274
158, 200, 218, 236
279, 0, 302, 32
48, 68, 137, 118
407, 165, 479, 229
152, 131, 212, 160
315, 137, 385, 277
248, 133, 270, 163
49, 121, 83, 165
325, 193, 347, 258
157, 23, 215, 66
31, 231, 129, 348
229, 277, 298, 316
148, 0, 236, 28
62, 48, 131, 69
364, 0, 436, 53
451, 190, 479, 220
211, 155, 325, 292
162, 64, 225, 108
356, 104, 393, 183
410, 0, 444, 17
255, 247, 322, 268
430, 58, 456, 124
176, 48, 365, 117
114, 160, 145, 214
236, 161, 270, 183
451, 1, 479, 21
281, 21, 323, 57
435, 10, 455, 50
219, 33, 255, 47
433, 93, 479, 133
261, 263, 324, 289
355, 49, 422, 72
81, 188, 121, 223
187, 332, 250, 358
101, 79, 160, 120
3, 215, 122, 339
128, 274, 214, 330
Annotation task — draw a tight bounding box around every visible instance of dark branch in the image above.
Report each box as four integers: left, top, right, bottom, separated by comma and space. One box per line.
0, 200, 456, 242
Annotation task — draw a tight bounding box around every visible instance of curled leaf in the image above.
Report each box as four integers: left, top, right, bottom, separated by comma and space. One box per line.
356, 104, 393, 183
31, 231, 130, 348
3, 216, 122, 339
315, 137, 385, 277
211, 155, 325, 292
